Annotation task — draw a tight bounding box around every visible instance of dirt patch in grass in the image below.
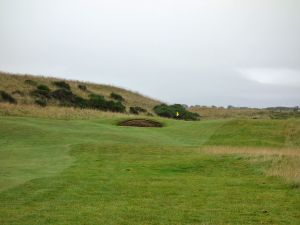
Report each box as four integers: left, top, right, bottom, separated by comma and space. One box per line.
118, 119, 163, 127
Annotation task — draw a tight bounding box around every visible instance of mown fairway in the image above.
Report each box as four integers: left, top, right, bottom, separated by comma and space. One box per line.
0, 116, 299, 224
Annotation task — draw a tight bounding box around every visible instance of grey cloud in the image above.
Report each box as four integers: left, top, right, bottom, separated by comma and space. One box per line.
0, 0, 299, 107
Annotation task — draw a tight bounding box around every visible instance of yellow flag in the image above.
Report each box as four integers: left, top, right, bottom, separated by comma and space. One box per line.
176, 112, 179, 117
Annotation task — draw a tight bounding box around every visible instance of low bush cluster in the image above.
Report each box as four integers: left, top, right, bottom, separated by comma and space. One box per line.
78, 84, 87, 91
129, 106, 147, 114
31, 85, 51, 99
0, 90, 17, 104
88, 94, 125, 112
153, 104, 200, 121
30, 82, 126, 112
51, 88, 85, 107
35, 98, 47, 107
52, 81, 71, 90
110, 92, 125, 102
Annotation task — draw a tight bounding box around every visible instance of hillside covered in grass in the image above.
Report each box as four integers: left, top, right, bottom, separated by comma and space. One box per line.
0, 71, 161, 114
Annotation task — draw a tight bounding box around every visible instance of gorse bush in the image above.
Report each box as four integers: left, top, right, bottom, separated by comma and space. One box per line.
50, 88, 87, 108
0, 90, 17, 104
106, 101, 126, 113
78, 84, 87, 91
52, 81, 71, 90
129, 107, 139, 114
88, 94, 107, 109
110, 92, 125, 102
29, 83, 126, 112
129, 106, 147, 114
51, 89, 74, 102
89, 94, 125, 112
153, 104, 175, 118
153, 104, 200, 121
32, 85, 51, 98
35, 98, 47, 107
37, 85, 50, 92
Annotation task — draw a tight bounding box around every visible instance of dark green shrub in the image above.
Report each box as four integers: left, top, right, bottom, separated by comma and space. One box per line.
52, 81, 71, 90
88, 94, 107, 109
24, 79, 37, 86
51, 89, 89, 108
153, 104, 200, 121
110, 92, 125, 102
88, 94, 125, 112
35, 98, 47, 107
78, 84, 87, 91
31, 85, 51, 98
129, 107, 139, 114
0, 90, 17, 104
74, 96, 89, 108
129, 106, 147, 114
37, 85, 50, 92
106, 100, 126, 113
51, 88, 76, 105
153, 104, 175, 118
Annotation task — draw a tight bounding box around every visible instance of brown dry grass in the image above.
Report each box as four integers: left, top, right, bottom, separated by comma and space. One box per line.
0, 103, 124, 119
0, 71, 161, 112
190, 106, 271, 120
203, 146, 300, 187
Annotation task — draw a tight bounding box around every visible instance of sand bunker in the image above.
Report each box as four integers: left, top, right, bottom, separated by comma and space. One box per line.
118, 119, 163, 127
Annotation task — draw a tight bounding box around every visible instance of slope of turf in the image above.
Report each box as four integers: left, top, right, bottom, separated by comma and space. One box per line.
0, 72, 161, 112
0, 116, 299, 224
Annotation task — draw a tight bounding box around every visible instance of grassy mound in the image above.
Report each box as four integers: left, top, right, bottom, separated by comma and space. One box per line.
118, 119, 163, 127
0, 71, 161, 112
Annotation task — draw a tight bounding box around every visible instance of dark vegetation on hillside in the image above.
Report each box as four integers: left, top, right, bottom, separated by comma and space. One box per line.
88, 94, 126, 112
110, 92, 125, 102
129, 106, 147, 114
0, 91, 17, 104
78, 84, 87, 91
28, 82, 127, 113
52, 81, 71, 90
32, 85, 51, 99
0, 78, 201, 119
35, 98, 47, 107
154, 104, 200, 121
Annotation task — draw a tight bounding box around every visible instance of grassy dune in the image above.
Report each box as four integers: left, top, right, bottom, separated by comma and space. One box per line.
0, 115, 299, 225
190, 107, 300, 120
0, 72, 161, 112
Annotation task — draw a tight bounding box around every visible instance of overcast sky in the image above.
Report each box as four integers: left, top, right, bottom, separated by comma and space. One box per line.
1, 0, 300, 107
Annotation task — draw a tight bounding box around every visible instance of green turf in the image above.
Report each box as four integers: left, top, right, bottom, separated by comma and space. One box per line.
0, 116, 299, 224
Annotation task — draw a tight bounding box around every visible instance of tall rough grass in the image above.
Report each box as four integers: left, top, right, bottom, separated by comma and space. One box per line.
0, 103, 123, 119
189, 107, 271, 119
203, 146, 300, 187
